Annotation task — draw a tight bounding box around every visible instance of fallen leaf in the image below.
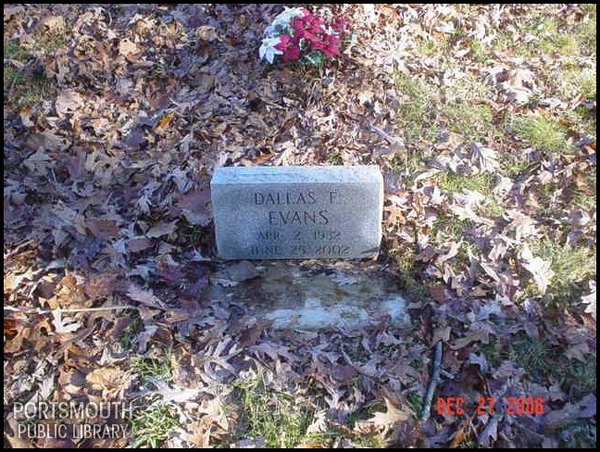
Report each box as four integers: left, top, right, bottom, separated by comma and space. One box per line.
55, 90, 83, 118
126, 283, 165, 309
519, 243, 554, 294
146, 220, 178, 238
86, 367, 125, 390
362, 397, 412, 432
118, 39, 139, 56
197, 25, 219, 41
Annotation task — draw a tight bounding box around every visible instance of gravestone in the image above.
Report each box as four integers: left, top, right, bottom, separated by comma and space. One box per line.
211, 166, 383, 260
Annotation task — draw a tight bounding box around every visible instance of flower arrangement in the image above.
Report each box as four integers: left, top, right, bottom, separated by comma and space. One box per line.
259, 7, 350, 66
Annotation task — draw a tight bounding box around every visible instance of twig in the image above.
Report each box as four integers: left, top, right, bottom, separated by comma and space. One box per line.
4, 305, 137, 315
369, 125, 405, 147
421, 341, 443, 421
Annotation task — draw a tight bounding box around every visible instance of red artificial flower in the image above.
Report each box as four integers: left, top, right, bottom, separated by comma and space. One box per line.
275, 34, 301, 62
331, 16, 350, 36
291, 14, 324, 42
311, 33, 341, 58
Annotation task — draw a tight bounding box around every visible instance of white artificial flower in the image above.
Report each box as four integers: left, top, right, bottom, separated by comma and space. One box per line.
264, 7, 305, 37
259, 36, 283, 64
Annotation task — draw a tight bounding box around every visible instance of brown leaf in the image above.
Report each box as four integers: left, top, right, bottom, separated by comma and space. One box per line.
146, 220, 178, 238
363, 397, 413, 432
86, 367, 125, 390
126, 283, 165, 309
127, 238, 154, 253
83, 274, 118, 300
55, 90, 83, 118
238, 319, 274, 348
118, 39, 139, 56
65, 148, 86, 181
543, 394, 596, 430
87, 218, 119, 238
519, 244, 554, 294
428, 286, 448, 303
197, 25, 219, 42
42, 15, 65, 32
176, 186, 212, 226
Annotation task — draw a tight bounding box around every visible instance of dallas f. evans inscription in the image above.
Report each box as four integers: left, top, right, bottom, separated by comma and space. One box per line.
211, 166, 383, 260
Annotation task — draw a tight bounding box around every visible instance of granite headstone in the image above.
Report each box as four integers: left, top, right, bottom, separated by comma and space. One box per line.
211, 166, 383, 260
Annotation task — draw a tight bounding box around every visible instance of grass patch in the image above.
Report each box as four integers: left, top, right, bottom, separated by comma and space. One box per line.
509, 334, 596, 397
235, 376, 315, 448
575, 17, 596, 56
414, 35, 449, 56
435, 171, 495, 193
432, 213, 471, 245
33, 28, 69, 53
133, 351, 173, 383
530, 239, 596, 286
394, 149, 428, 186
328, 152, 343, 165
510, 335, 555, 380
406, 391, 423, 417
563, 68, 596, 100
354, 434, 385, 448
130, 405, 180, 448
528, 16, 577, 56
4, 39, 58, 110
525, 239, 596, 307
118, 311, 143, 350
469, 40, 490, 62
394, 73, 439, 141
568, 181, 596, 210
443, 101, 494, 142
560, 419, 596, 448
392, 248, 430, 302
501, 153, 531, 179
506, 116, 571, 154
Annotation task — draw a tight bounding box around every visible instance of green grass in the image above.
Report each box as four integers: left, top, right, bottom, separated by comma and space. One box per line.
406, 391, 423, 417
501, 153, 531, 179
235, 376, 315, 448
130, 405, 181, 448
435, 172, 504, 217
560, 420, 596, 448
469, 39, 491, 62
432, 214, 470, 245
354, 434, 385, 448
510, 335, 555, 379
133, 351, 173, 383
394, 73, 439, 141
530, 239, 596, 285
34, 29, 69, 53
575, 16, 596, 56
568, 176, 596, 210
391, 248, 429, 302
4, 39, 58, 110
537, 18, 577, 55
415, 35, 449, 56
524, 239, 596, 307
506, 116, 571, 154
509, 334, 596, 397
562, 67, 596, 99
118, 311, 143, 350
580, 4, 596, 15
328, 152, 344, 165
442, 102, 494, 142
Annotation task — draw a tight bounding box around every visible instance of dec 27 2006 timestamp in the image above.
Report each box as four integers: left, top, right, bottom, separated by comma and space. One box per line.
436, 396, 545, 416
